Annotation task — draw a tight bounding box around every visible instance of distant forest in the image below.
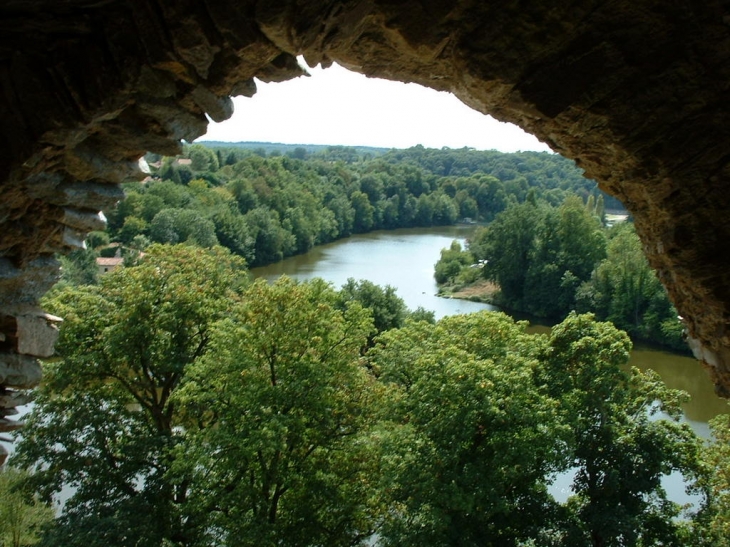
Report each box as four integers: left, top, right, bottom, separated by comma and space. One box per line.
92, 143, 623, 269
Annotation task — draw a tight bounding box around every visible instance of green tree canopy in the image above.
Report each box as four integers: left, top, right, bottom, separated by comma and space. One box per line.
538, 313, 705, 546
14, 245, 248, 547
172, 277, 385, 546
0, 468, 54, 547
371, 312, 566, 546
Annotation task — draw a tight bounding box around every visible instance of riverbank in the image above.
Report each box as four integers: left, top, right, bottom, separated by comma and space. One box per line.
436, 278, 499, 303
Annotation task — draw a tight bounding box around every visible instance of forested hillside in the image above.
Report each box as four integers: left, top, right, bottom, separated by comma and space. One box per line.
89, 144, 616, 271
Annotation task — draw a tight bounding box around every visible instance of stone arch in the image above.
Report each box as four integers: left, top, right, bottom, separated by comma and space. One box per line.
1, 1, 730, 454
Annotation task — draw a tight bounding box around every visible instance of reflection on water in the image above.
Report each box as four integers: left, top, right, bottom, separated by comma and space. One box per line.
630, 343, 730, 432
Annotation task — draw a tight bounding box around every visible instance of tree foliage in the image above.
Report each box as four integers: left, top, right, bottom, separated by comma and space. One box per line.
575, 222, 685, 350
13, 238, 721, 546
697, 413, 730, 546
14, 245, 248, 547
102, 146, 610, 268
471, 196, 606, 317
0, 468, 54, 547
173, 278, 384, 546
370, 311, 705, 546
538, 313, 704, 546
371, 312, 565, 546
454, 198, 683, 349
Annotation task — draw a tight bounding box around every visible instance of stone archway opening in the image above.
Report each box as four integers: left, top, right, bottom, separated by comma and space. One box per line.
200, 59, 551, 153
2, 1, 730, 464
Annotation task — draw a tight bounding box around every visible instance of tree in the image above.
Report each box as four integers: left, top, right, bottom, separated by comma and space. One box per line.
14, 245, 248, 547
695, 414, 730, 546
576, 223, 684, 349
337, 278, 408, 341
118, 215, 147, 245
371, 312, 566, 546
471, 197, 607, 319
351, 190, 375, 233
149, 208, 180, 244
523, 196, 606, 317
244, 206, 295, 265
188, 144, 219, 172
433, 240, 474, 284
58, 247, 99, 286
172, 277, 384, 546
0, 468, 54, 547
474, 200, 541, 308
554, 195, 606, 282
538, 313, 704, 546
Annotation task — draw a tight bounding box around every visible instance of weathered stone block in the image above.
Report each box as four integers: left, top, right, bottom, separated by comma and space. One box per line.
0, 353, 43, 389
0, 257, 60, 307
190, 86, 234, 122
16, 311, 62, 358
62, 208, 107, 233
0, 390, 33, 409
0, 417, 24, 433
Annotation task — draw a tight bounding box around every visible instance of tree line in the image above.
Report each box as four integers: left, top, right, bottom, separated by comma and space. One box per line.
6, 245, 730, 547
435, 195, 685, 350
58, 144, 619, 286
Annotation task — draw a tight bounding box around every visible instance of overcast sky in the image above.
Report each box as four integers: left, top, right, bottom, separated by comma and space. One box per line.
200, 62, 551, 153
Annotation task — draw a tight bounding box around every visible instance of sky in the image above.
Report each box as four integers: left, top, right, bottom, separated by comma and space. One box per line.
200, 62, 552, 153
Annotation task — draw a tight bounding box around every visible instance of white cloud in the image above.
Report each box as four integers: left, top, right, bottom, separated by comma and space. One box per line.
200, 63, 551, 153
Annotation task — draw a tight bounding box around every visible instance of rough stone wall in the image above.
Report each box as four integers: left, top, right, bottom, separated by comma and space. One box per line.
0, 1, 729, 453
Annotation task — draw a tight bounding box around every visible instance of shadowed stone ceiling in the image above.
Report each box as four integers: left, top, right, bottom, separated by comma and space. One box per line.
1, 1, 729, 452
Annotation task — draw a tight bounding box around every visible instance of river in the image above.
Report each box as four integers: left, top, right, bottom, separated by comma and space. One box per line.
3, 227, 723, 511
252, 225, 728, 431
253, 225, 729, 503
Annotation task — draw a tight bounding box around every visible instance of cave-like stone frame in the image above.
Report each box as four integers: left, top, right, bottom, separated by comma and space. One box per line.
2, 1, 730, 463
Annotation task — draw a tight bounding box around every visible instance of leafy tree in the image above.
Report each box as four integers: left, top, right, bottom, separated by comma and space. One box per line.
554, 195, 606, 281
470, 197, 606, 318
371, 312, 565, 546
158, 158, 183, 184
523, 196, 606, 317
14, 245, 248, 547
695, 413, 730, 546
538, 313, 704, 546
371, 311, 706, 546
149, 208, 180, 244
118, 215, 147, 245
187, 143, 219, 172
337, 278, 408, 337
173, 277, 384, 546
432, 193, 459, 225
576, 223, 684, 349
433, 240, 474, 284
58, 247, 99, 286
211, 208, 255, 261
414, 193, 435, 225
86, 230, 110, 250
0, 468, 54, 547
244, 207, 295, 265
351, 191, 375, 233
474, 200, 541, 308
